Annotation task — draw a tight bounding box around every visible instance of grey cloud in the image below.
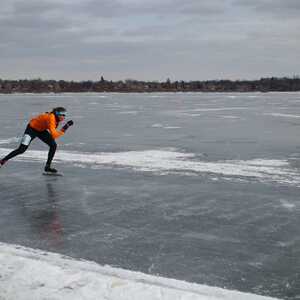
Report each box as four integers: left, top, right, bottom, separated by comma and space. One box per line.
120, 24, 174, 39
1, 13, 67, 30
137, 0, 227, 16
235, 0, 300, 17
13, 0, 60, 15
72, 0, 129, 18
178, 1, 229, 15
1, 0, 300, 80
2, 37, 296, 80
0, 0, 71, 32
1, 0, 229, 40
76, 0, 229, 18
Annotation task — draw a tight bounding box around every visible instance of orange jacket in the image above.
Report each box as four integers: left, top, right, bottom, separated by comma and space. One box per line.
29, 113, 64, 139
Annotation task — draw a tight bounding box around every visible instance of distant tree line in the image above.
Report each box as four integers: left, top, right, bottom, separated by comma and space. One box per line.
1, 76, 300, 93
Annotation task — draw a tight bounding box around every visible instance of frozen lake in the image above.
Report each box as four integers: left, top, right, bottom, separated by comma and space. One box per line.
0, 92, 300, 299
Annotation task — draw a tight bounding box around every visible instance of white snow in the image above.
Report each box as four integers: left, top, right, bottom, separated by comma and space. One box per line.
0, 137, 20, 145
220, 116, 241, 119
279, 199, 296, 211
0, 147, 299, 186
192, 107, 247, 112
117, 111, 139, 115
0, 242, 280, 300
151, 124, 181, 129
263, 113, 300, 119
151, 123, 164, 128
183, 113, 202, 117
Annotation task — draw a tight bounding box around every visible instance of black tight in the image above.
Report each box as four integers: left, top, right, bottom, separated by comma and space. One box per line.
3, 125, 57, 167
45, 142, 57, 166
4, 144, 28, 160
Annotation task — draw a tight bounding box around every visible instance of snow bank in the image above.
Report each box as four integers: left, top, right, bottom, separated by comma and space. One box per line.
0, 243, 280, 300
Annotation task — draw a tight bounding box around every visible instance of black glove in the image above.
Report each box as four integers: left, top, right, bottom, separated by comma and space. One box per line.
62, 120, 74, 132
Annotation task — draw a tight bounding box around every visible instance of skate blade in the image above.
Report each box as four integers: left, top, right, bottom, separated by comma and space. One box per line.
43, 172, 63, 177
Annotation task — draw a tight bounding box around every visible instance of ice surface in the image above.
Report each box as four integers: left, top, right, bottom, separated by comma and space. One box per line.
0, 242, 280, 300
1, 92, 300, 299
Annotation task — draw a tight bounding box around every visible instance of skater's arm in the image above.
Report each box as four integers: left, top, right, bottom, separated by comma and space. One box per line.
48, 114, 64, 139
61, 120, 74, 133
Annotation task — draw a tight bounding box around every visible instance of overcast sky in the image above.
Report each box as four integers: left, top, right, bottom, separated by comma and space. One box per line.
1, 0, 300, 81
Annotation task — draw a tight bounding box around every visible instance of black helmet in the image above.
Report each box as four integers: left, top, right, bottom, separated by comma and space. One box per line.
52, 107, 66, 117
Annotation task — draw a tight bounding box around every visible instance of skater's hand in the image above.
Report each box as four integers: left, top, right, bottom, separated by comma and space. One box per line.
67, 120, 74, 126
62, 120, 74, 132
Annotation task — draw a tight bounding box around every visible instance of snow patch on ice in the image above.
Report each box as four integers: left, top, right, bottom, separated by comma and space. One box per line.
0, 137, 19, 145
148, 95, 167, 98
151, 124, 181, 129
117, 111, 139, 115
164, 126, 181, 129
193, 107, 247, 112
152, 123, 164, 128
0, 148, 299, 186
263, 113, 300, 119
0, 242, 280, 300
183, 113, 202, 117
279, 199, 296, 211
221, 116, 241, 119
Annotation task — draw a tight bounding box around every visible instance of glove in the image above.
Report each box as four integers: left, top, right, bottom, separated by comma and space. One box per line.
62, 120, 74, 132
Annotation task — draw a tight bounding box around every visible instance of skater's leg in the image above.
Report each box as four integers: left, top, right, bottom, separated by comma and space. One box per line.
46, 141, 57, 167
1, 144, 29, 162
1, 126, 36, 165
37, 131, 57, 170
